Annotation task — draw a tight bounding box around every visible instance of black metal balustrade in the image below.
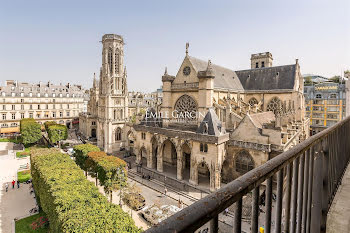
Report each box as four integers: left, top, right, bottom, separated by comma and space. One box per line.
145, 116, 350, 233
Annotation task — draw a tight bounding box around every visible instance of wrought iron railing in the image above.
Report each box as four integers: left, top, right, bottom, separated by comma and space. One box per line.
145, 116, 350, 233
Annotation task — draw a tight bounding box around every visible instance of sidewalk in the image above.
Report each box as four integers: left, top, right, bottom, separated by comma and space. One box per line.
86, 175, 150, 231
0, 142, 35, 233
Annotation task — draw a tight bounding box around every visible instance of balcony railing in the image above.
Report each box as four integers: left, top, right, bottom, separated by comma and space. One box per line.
171, 82, 199, 90
145, 116, 350, 233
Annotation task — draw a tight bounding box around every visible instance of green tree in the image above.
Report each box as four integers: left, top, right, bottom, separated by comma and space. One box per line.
92, 153, 128, 202
47, 124, 68, 145
20, 118, 42, 145
329, 75, 342, 83
304, 76, 313, 86
44, 121, 57, 131
73, 144, 100, 176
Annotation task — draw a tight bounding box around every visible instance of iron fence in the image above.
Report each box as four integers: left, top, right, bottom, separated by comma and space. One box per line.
145, 116, 350, 233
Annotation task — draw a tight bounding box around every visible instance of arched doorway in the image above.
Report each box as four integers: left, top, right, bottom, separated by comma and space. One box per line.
162, 139, 177, 178
151, 136, 158, 169
181, 143, 191, 181
91, 128, 96, 138
139, 147, 147, 166
197, 161, 210, 188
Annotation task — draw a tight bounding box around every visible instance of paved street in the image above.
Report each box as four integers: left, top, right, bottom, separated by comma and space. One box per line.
0, 142, 36, 233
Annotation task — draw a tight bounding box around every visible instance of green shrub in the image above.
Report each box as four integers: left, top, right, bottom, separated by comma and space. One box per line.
30, 148, 140, 233
16, 151, 30, 158
20, 118, 42, 145
17, 170, 32, 183
47, 124, 68, 144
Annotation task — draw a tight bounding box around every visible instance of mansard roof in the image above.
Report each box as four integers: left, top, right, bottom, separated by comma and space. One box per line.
235, 64, 297, 91
188, 56, 244, 91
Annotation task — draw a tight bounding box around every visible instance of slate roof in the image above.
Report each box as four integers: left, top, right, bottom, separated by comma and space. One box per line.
197, 108, 225, 136
188, 56, 244, 91
235, 64, 297, 91
249, 112, 275, 129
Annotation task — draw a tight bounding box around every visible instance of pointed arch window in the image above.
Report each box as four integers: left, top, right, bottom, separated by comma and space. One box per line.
248, 97, 258, 107
267, 97, 281, 114
115, 127, 122, 141
108, 48, 113, 74
115, 48, 120, 74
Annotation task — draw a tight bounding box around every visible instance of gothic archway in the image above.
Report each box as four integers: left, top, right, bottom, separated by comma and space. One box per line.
151, 136, 159, 169
174, 94, 198, 120
180, 142, 191, 181
197, 161, 210, 188
162, 139, 177, 178
235, 150, 254, 175
139, 146, 147, 166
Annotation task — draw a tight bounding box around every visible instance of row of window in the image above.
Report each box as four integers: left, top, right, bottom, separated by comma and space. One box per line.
2, 92, 81, 98
1, 123, 18, 128
1, 104, 80, 111
1, 111, 75, 120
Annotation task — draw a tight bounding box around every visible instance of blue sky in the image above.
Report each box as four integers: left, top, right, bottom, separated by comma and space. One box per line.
0, 0, 349, 92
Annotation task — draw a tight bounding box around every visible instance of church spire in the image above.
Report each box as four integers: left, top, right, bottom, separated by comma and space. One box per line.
185, 42, 189, 56
93, 73, 97, 88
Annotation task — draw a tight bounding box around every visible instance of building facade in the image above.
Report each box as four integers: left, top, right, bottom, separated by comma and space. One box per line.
131, 49, 309, 192
304, 82, 346, 135
0, 80, 85, 135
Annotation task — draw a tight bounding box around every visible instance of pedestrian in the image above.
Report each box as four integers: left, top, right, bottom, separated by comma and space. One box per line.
17, 180, 20, 188
5, 183, 8, 192
224, 208, 229, 216
164, 187, 167, 196
178, 199, 181, 208
12, 180, 15, 189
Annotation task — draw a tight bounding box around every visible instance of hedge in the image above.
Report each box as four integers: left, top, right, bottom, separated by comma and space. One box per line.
87, 152, 128, 202
20, 118, 42, 144
30, 148, 140, 233
73, 144, 100, 176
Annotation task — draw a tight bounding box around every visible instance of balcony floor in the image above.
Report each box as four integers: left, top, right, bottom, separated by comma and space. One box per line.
327, 162, 350, 233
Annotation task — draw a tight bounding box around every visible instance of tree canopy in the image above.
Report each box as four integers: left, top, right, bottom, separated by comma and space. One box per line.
87, 151, 128, 202
47, 124, 68, 144
20, 118, 42, 145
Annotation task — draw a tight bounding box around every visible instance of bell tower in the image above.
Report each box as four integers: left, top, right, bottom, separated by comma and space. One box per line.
97, 34, 129, 153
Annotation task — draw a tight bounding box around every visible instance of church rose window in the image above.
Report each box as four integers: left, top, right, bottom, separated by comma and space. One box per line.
248, 97, 258, 107
267, 97, 281, 114
174, 94, 197, 120
235, 150, 254, 174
